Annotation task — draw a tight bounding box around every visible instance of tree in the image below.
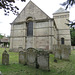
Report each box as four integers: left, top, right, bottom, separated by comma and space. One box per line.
70, 28, 75, 46
62, 0, 75, 9
0, 34, 4, 39
0, 0, 26, 15
62, 0, 75, 27
66, 19, 75, 28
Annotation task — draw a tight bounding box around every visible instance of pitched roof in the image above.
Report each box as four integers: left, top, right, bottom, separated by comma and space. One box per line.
53, 8, 69, 14
0, 37, 9, 43
12, 0, 50, 24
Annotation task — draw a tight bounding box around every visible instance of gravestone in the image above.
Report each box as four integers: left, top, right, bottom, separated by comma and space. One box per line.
2, 50, 9, 65
67, 45, 71, 55
61, 45, 70, 60
37, 49, 50, 71
53, 45, 71, 60
19, 51, 27, 64
26, 48, 37, 68
53, 45, 61, 59
18, 47, 23, 51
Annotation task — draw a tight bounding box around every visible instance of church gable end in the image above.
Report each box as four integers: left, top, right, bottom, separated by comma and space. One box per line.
13, 1, 50, 24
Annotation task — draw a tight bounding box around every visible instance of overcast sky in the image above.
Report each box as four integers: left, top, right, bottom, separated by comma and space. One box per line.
0, 0, 75, 36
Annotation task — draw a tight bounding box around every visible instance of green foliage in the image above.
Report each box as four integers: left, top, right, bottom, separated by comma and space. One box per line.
62, 0, 75, 27
62, 0, 75, 9
0, 34, 4, 39
70, 28, 75, 46
0, 48, 75, 75
0, 0, 26, 15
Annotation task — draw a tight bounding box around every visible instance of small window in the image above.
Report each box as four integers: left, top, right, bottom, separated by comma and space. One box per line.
61, 38, 64, 44
27, 21, 33, 36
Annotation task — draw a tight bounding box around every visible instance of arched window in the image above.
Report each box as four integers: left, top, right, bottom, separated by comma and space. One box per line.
26, 17, 33, 36
27, 21, 33, 36
61, 38, 64, 44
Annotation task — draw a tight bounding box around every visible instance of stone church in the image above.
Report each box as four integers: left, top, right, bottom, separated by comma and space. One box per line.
10, 1, 71, 52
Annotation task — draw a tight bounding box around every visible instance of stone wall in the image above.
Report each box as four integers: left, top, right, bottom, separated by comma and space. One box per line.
53, 10, 71, 46
10, 1, 58, 52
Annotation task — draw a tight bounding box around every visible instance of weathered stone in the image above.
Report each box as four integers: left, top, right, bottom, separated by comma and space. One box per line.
19, 51, 27, 64
18, 47, 23, 51
66, 45, 71, 55
26, 48, 37, 67
61, 45, 70, 60
37, 49, 50, 71
53, 45, 71, 60
2, 50, 9, 65
53, 45, 61, 59
10, 1, 71, 52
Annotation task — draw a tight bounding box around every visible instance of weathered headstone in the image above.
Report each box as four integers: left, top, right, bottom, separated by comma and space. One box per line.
53, 45, 61, 59
19, 51, 27, 64
61, 45, 70, 60
26, 48, 37, 68
2, 50, 9, 65
67, 45, 71, 55
53, 45, 71, 60
18, 47, 23, 51
37, 49, 50, 71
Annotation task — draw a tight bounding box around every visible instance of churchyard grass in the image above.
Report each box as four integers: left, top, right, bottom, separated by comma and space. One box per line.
0, 48, 75, 75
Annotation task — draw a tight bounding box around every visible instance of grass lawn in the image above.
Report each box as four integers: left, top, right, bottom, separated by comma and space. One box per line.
0, 48, 75, 75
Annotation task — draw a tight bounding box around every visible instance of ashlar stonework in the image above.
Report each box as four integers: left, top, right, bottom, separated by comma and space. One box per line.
10, 1, 71, 53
